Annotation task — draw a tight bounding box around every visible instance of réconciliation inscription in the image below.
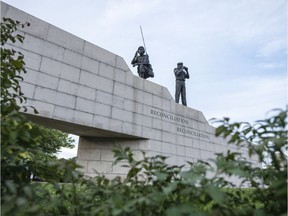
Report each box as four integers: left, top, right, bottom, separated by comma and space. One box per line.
151, 109, 189, 125
177, 127, 209, 139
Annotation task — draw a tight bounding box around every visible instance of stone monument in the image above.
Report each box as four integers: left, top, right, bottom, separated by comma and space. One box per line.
1, 2, 258, 183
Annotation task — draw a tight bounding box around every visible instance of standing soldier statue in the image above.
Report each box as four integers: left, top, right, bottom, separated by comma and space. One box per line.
174, 62, 189, 106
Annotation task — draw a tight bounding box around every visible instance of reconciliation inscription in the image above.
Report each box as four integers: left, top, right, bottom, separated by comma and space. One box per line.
151, 109, 209, 139
177, 127, 209, 139
151, 109, 189, 124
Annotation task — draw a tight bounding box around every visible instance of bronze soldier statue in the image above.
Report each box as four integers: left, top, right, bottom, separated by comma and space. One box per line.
174, 62, 189, 106
131, 46, 154, 79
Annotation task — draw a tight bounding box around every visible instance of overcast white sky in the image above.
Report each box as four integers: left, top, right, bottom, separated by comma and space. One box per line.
3, 0, 287, 158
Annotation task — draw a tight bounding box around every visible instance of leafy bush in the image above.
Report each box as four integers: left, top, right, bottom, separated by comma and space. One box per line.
1, 18, 77, 215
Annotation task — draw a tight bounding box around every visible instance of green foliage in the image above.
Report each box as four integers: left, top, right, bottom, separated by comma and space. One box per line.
1, 17, 34, 184
1, 17, 77, 215
1, 17, 31, 114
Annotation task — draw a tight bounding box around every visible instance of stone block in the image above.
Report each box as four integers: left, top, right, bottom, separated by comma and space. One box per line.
125, 72, 134, 86
134, 102, 143, 113
124, 86, 135, 100
185, 147, 194, 158
192, 148, 200, 159
151, 140, 162, 152
21, 49, 42, 71
175, 134, 185, 146
78, 137, 91, 149
47, 25, 84, 53
113, 82, 126, 97
122, 122, 141, 136
101, 149, 115, 161
199, 141, 207, 150
134, 89, 143, 104
88, 161, 113, 174
123, 99, 134, 112
36, 72, 59, 90
53, 106, 74, 122
40, 57, 62, 77
0, 2, 8, 18
133, 76, 144, 90
27, 100, 54, 118
79, 70, 99, 88
162, 131, 176, 144
143, 92, 153, 106
162, 87, 173, 100
111, 96, 124, 110
116, 56, 130, 72
161, 99, 171, 112
94, 102, 111, 117
109, 118, 123, 132
60, 64, 81, 83
96, 90, 113, 105
20, 82, 35, 99
138, 141, 151, 151
34, 87, 76, 108
132, 113, 143, 125
22, 68, 38, 84
183, 136, 192, 147
142, 126, 161, 140
77, 85, 96, 100
170, 102, 177, 114
206, 142, 215, 152
99, 63, 115, 79
76, 97, 95, 114
63, 49, 82, 68
81, 56, 99, 75
152, 117, 162, 130
41, 57, 80, 83
144, 81, 162, 96
206, 125, 215, 134
58, 79, 78, 95
93, 115, 112, 131
162, 120, 172, 133
23, 35, 65, 61
162, 143, 171, 154
83, 41, 116, 67
25, 16, 50, 40
78, 148, 101, 161
152, 95, 162, 109
141, 115, 153, 128
177, 145, 186, 156
88, 140, 115, 150
112, 107, 133, 123
73, 111, 93, 127
114, 68, 126, 84
95, 75, 114, 94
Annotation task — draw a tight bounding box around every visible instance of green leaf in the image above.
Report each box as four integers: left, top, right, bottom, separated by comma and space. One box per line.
205, 185, 225, 204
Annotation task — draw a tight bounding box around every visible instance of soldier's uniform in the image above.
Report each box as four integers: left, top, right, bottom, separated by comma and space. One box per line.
174, 63, 189, 106
131, 46, 154, 79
